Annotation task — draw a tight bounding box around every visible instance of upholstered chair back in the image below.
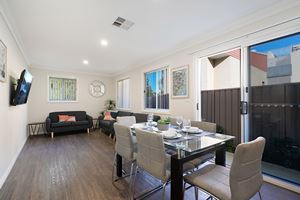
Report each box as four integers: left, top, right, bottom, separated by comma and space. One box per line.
135, 129, 168, 182
114, 123, 135, 160
230, 137, 265, 200
191, 121, 217, 132
116, 116, 137, 126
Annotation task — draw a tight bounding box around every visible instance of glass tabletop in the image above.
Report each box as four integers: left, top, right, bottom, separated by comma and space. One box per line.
164, 133, 234, 153
131, 123, 235, 154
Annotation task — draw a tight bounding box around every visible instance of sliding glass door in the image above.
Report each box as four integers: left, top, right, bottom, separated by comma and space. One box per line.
248, 33, 300, 185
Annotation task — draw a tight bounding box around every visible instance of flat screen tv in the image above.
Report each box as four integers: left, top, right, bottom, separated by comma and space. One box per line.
12, 69, 33, 106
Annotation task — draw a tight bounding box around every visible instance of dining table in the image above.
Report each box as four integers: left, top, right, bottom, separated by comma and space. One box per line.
115, 123, 235, 200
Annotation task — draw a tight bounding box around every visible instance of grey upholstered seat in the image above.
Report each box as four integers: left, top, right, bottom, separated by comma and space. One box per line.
131, 129, 195, 199
116, 116, 137, 126
184, 137, 266, 200
112, 123, 137, 197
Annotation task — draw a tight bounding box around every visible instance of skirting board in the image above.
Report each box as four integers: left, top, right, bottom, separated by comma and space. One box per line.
0, 137, 27, 189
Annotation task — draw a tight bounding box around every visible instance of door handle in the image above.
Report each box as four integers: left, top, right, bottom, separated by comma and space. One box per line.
240, 101, 248, 115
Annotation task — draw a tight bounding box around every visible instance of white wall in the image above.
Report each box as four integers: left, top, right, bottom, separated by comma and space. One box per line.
201, 56, 241, 90
250, 66, 267, 86
28, 67, 115, 123
0, 13, 28, 188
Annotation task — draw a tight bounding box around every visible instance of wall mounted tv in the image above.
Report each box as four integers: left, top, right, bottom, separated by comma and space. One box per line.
11, 69, 33, 106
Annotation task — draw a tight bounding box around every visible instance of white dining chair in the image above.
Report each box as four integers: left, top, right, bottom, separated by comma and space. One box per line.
112, 123, 137, 198
184, 137, 266, 200
131, 128, 195, 200
117, 116, 137, 126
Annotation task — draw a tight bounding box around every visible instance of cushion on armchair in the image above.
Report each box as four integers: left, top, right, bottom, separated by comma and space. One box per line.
103, 111, 114, 120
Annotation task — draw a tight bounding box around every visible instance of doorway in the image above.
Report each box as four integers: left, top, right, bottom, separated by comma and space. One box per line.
198, 48, 242, 149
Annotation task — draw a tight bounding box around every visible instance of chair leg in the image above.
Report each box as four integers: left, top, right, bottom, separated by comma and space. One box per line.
51, 132, 54, 138
258, 191, 262, 200
128, 161, 135, 198
131, 166, 138, 200
87, 128, 90, 134
194, 186, 199, 200
111, 153, 117, 183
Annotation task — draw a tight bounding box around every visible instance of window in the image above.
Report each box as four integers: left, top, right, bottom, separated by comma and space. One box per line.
144, 67, 169, 110
48, 77, 77, 102
117, 78, 130, 109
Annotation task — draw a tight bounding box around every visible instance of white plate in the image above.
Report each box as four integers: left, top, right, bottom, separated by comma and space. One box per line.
182, 127, 203, 134
163, 133, 182, 139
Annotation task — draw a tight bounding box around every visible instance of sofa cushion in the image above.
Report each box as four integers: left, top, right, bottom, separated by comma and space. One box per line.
49, 111, 87, 122
52, 122, 73, 128
72, 121, 89, 126
117, 111, 133, 117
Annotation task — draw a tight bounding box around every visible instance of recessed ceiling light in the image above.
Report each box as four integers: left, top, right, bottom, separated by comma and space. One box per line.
100, 40, 108, 46
83, 60, 89, 65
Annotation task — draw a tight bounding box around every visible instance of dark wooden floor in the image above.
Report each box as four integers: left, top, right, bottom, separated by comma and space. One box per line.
0, 130, 299, 200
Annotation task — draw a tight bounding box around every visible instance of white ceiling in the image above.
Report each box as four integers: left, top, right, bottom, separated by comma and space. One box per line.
1, 0, 294, 76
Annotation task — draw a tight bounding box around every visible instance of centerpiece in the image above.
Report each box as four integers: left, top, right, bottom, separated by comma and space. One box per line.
157, 117, 171, 131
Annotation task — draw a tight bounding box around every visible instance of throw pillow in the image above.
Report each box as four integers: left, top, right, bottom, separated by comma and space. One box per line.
58, 115, 69, 122
103, 111, 114, 120
58, 115, 76, 122
66, 116, 76, 122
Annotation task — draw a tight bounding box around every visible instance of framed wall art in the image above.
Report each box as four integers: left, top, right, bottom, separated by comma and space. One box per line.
171, 65, 189, 98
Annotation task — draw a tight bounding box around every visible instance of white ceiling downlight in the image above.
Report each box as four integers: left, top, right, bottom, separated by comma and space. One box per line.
100, 40, 108, 46
83, 60, 89, 65
112, 17, 134, 31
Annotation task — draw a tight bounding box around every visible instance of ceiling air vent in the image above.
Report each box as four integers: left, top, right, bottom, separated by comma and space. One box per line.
112, 17, 134, 30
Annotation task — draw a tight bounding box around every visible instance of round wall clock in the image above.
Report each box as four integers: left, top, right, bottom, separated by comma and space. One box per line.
89, 80, 105, 97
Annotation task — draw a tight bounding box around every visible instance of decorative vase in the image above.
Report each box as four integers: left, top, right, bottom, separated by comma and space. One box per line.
157, 124, 169, 131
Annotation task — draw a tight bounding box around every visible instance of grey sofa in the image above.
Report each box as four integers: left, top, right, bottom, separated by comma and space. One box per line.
46, 111, 93, 138
99, 111, 160, 137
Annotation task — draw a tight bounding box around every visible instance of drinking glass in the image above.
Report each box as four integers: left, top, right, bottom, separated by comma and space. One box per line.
176, 116, 183, 130
183, 119, 191, 139
147, 113, 154, 126
183, 119, 191, 129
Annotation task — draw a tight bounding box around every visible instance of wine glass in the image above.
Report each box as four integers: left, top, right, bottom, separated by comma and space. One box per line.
147, 113, 154, 127
183, 119, 191, 139
176, 116, 183, 130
